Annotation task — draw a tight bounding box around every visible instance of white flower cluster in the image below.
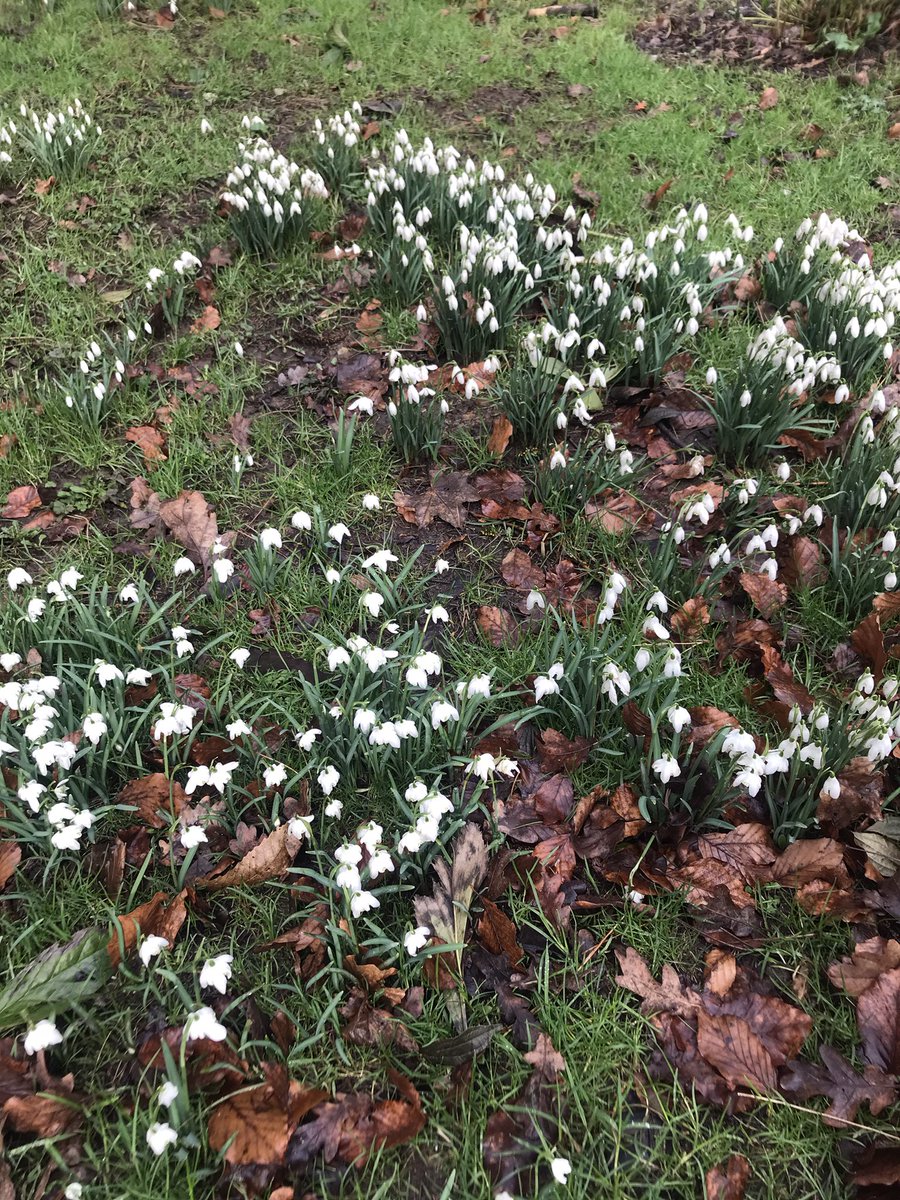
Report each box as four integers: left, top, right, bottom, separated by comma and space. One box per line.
222, 138, 328, 253
12, 99, 101, 174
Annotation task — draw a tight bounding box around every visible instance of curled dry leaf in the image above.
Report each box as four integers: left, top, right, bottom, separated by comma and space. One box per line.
207, 1065, 327, 1166
196, 822, 304, 891
827, 937, 900, 998
706, 1154, 751, 1200
739, 571, 787, 618
119, 773, 186, 828
780, 1044, 897, 1127
477, 605, 519, 647
671, 596, 710, 642
158, 489, 218, 571
501, 548, 544, 591
1, 485, 41, 520
487, 415, 513, 456
125, 425, 167, 467
108, 889, 188, 969
190, 304, 221, 334
0, 843, 21, 892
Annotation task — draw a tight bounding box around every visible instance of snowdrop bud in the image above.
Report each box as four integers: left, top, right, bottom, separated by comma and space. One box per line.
883, 531, 897, 553
705, 367, 718, 386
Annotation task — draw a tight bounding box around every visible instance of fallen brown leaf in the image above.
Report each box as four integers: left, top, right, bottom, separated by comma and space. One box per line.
190, 305, 221, 334
1, 485, 41, 520
759, 86, 779, 110
197, 823, 303, 891
125, 425, 167, 467
208, 1065, 326, 1165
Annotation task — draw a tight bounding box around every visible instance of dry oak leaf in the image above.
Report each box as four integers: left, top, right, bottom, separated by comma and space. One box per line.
780, 1044, 897, 1128
394, 471, 479, 530
129, 476, 162, 532
739, 571, 787, 618
771, 837, 848, 888
207, 1066, 327, 1165
857, 966, 900, 1073
501, 548, 545, 591
1, 485, 41, 519
523, 1032, 566, 1079
477, 606, 519, 647
286, 1083, 425, 1169
125, 425, 167, 467
0, 843, 21, 892
108, 889, 188, 969
487, 415, 513, 457
696, 1009, 777, 1093
706, 1154, 751, 1200
828, 937, 900, 997
197, 822, 303, 891
159, 489, 218, 570
614, 946, 700, 1020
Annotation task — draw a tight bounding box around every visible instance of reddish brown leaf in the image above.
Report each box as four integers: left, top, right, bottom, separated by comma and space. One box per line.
197, 823, 303, 891
286, 1083, 425, 1168
828, 937, 900, 997
477, 898, 525, 969
159, 489, 218, 570
3, 1093, 82, 1136
535, 728, 591, 773
34, 176, 55, 195
696, 1010, 777, 1092
119, 774, 186, 828
125, 425, 167, 467
108, 889, 188, 968
857, 967, 900, 1073
129, 476, 162, 532
782, 535, 825, 589
818, 757, 884, 828
501, 548, 545, 591
740, 571, 787, 618
759, 86, 779, 110
645, 177, 674, 211
476, 606, 519, 647
771, 838, 848, 888
394, 471, 479, 530
614, 947, 700, 1019
760, 644, 815, 714
487, 415, 513, 457
190, 305, 221, 334
671, 596, 710, 642
781, 1044, 896, 1127
698, 824, 776, 880
1, 485, 41, 519
0, 843, 20, 892
852, 612, 886, 679
706, 1154, 751, 1200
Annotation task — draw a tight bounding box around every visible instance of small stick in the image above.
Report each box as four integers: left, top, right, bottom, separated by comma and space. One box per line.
526, 4, 599, 17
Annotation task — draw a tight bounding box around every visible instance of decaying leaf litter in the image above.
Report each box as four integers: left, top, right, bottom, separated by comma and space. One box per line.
2, 1, 900, 1198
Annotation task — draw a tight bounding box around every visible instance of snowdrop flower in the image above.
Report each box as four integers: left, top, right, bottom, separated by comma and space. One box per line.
118, 583, 140, 604
363, 549, 398, 572
426, 604, 450, 623
229, 647, 251, 669
804, 504, 824, 527
328, 646, 351, 670
146, 1122, 178, 1156
760, 558, 778, 580
328, 522, 350, 545
324, 798, 343, 818
212, 558, 234, 585
722, 729, 756, 758
325, 568, 341, 586
551, 1157, 572, 1186
94, 659, 124, 688
705, 367, 718, 386
634, 647, 651, 671
263, 762, 288, 790
199, 954, 233, 994
534, 672, 560, 702
404, 926, 430, 955
526, 590, 545, 612
291, 510, 312, 531
26, 598, 46, 622
886, 572, 898, 591
431, 699, 460, 728
157, 1081, 179, 1108
139, 935, 169, 967
663, 646, 682, 678
821, 775, 841, 800
173, 556, 196, 576
296, 727, 321, 752
883, 531, 897, 553
470, 753, 517, 781
652, 753, 681, 785
350, 891, 380, 918
82, 712, 107, 746
362, 493, 380, 510
64, 1185, 83, 1200
185, 1006, 227, 1042
668, 706, 691, 733
646, 591, 668, 613
434, 558, 450, 574
180, 825, 208, 849
318, 764, 340, 795
259, 527, 282, 551
362, 592, 385, 618
24, 1018, 63, 1055
643, 615, 670, 640
7, 567, 32, 591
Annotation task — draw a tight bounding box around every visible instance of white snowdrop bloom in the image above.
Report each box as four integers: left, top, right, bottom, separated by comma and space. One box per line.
139, 935, 170, 967
668, 706, 691, 733
263, 762, 288, 790
760, 558, 778, 580
431, 699, 460, 728
259, 527, 282, 551
229, 648, 251, 669
886, 572, 898, 590
82, 712, 107, 746
157, 1081, 179, 1108
24, 1018, 63, 1055
551, 1157, 572, 1186
295, 727, 322, 752
804, 504, 824, 527
363, 549, 398, 572
434, 558, 450, 574
722, 729, 756, 758
705, 367, 718, 386
404, 926, 431, 955
64, 1184, 83, 1200
180, 825, 208, 849
7, 567, 32, 591
646, 591, 668, 613
642, 615, 670, 640
328, 522, 350, 544
821, 775, 841, 800
325, 568, 341, 586
367, 850, 394, 878
635, 648, 652, 671
318, 764, 340, 795
426, 603, 450, 623
526, 590, 545, 612
173, 556, 196, 577
883, 531, 897, 553
94, 659, 124, 688
362, 493, 380, 510
663, 646, 682, 678
799, 743, 823, 769
186, 1006, 227, 1042
146, 1122, 179, 1156
324, 797, 343, 818
200, 954, 233, 995
350, 890, 380, 918
0, 652, 21, 672
457, 674, 491, 699
118, 583, 140, 604
291, 510, 312, 531
212, 558, 234, 585
652, 754, 681, 784
534, 674, 560, 703
328, 646, 351, 670
361, 592, 385, 618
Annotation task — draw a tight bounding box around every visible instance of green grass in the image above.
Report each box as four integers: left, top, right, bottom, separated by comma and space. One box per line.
1, 1, 899, 1197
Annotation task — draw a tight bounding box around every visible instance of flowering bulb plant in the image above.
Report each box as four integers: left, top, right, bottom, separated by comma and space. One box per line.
14, 99, 101, 176
533, 432, 640, 521
386, 353, 447, 462
221, 138, 328, 255
310, 102, 366, 193
145, 249, 204, 329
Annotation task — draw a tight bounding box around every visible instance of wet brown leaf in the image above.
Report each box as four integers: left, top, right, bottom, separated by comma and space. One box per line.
781, 1044, 896, 1127
190, 305, 221, 334
487, 415, 513, 456
696, 1010, 777, 1092
828, 937, 900, 998
706, 1154, 750, 1200
159, 489, 218, 570
394, 471, 479, 530
739, 571, 787, 618
0, 844, 21, 892
671, 596, 710, 642
759, 86, 779, 110
125, 425, 167, 467
197, 823, 303, 891
108, 889, 188, 968
477, 898, 524, 970
501, 548, 545, 591
1, 486, 41, 520
535, 728, 592, 773
857, 967, 900, 1073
